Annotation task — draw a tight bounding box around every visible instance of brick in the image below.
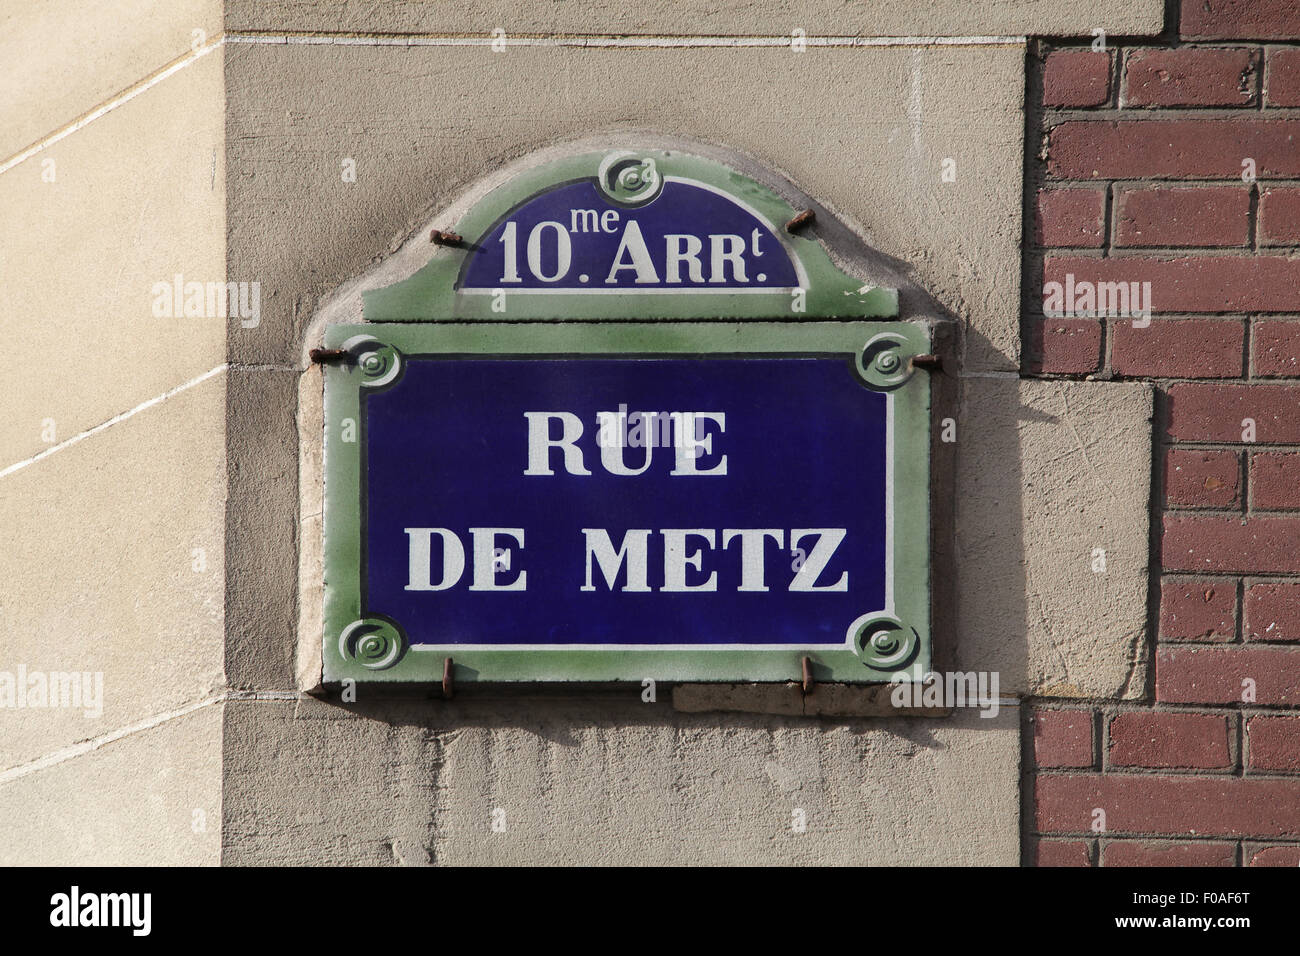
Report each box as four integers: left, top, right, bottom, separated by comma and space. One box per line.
1112, 319, 1244, 378
1250, 452, 1300, 509
1044, 257, 1300, 313
1025, 319, 1101, 374
1157, 645, 1300, 705
1259, 187, 1300, 245
1253, 319, 1300, 376
1037, 774, 1300, 836
1245, 582, 1300, 642
1103, 840, 1236, 866
1114, 186, 1250, 248
1247, 715, 1300, 771
1048, 120, 1300, 180
1182, 1, 1300, 41
1164, 449, 1242, 508
1163, 515, 1300, 573
1033, 709, 1095, 768
1167, 383, 1300, 443
1160, 576, 1239, 642
1108, 712, 1232, 769
1248, 844, 1300, 865
1124, 48, 1258, 107
1266, 49, 1300, 106
1043, 49, 1112, 107
1036, 188, 1105, 247
1033, 839, 1092, 866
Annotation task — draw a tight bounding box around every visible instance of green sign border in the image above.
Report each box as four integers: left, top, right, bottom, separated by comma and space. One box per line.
322, 321, 932, 686
362, 149, 898, 322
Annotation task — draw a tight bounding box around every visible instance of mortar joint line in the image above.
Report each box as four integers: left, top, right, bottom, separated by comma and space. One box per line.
0, 689, 301, 786
225, 31, 1027, 47
0, 364, 227, 481
0, 35, 227, 176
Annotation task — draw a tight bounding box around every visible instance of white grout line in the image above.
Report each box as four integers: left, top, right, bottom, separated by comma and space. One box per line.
0, 694, 222, 785
226, 690, 303, 701
0, 365, 226, 481
0, 38, 225, 176
230, 33, 1025, 47
0, 690, 306, 785
229, 363, 301, 372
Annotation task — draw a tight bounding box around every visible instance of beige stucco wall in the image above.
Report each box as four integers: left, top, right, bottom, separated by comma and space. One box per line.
957, 379, 1153, 699
225, 38, 1026, 372
224, 0, 1163, 38
0, 13, 227, 866
223, 698, 1017, 865
0, 1, 1160, 865
0, 0, 223, 160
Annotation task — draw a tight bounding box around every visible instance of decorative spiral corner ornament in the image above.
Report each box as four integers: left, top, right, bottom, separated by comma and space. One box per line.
341, 334, 403, 389
597, 152, 663, 206
857, 332, 916, 391
848, 613, 921, 672
338, 617, 407, 670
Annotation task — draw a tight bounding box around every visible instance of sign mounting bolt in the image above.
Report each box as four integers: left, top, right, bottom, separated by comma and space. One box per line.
785, 209, 815, 233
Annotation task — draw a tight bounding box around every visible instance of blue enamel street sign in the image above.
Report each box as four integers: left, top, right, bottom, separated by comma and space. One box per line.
461, 172, 801, 291
322, 323, 934, 685
372, 357, 881, 645
322, 150, 933, 685
362, 150, 897, 321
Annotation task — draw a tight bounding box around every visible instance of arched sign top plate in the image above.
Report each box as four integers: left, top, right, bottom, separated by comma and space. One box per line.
362, 149, 899, 322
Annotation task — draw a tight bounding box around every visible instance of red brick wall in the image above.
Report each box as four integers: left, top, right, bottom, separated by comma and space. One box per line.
1026, 1, 1300, 867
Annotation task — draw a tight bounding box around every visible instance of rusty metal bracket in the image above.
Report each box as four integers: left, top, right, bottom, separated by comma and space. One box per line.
430, 229, 463, 246
909, 353, 944, 372
801, 656, 815, 695
442, 657, 455, 699
309, 347, 349, 364
785, 209, 815, 233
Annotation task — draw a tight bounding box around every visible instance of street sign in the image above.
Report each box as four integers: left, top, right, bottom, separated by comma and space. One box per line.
322, 323, 933, 685
362, 149, 897, 322
321, 149, 933, 685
